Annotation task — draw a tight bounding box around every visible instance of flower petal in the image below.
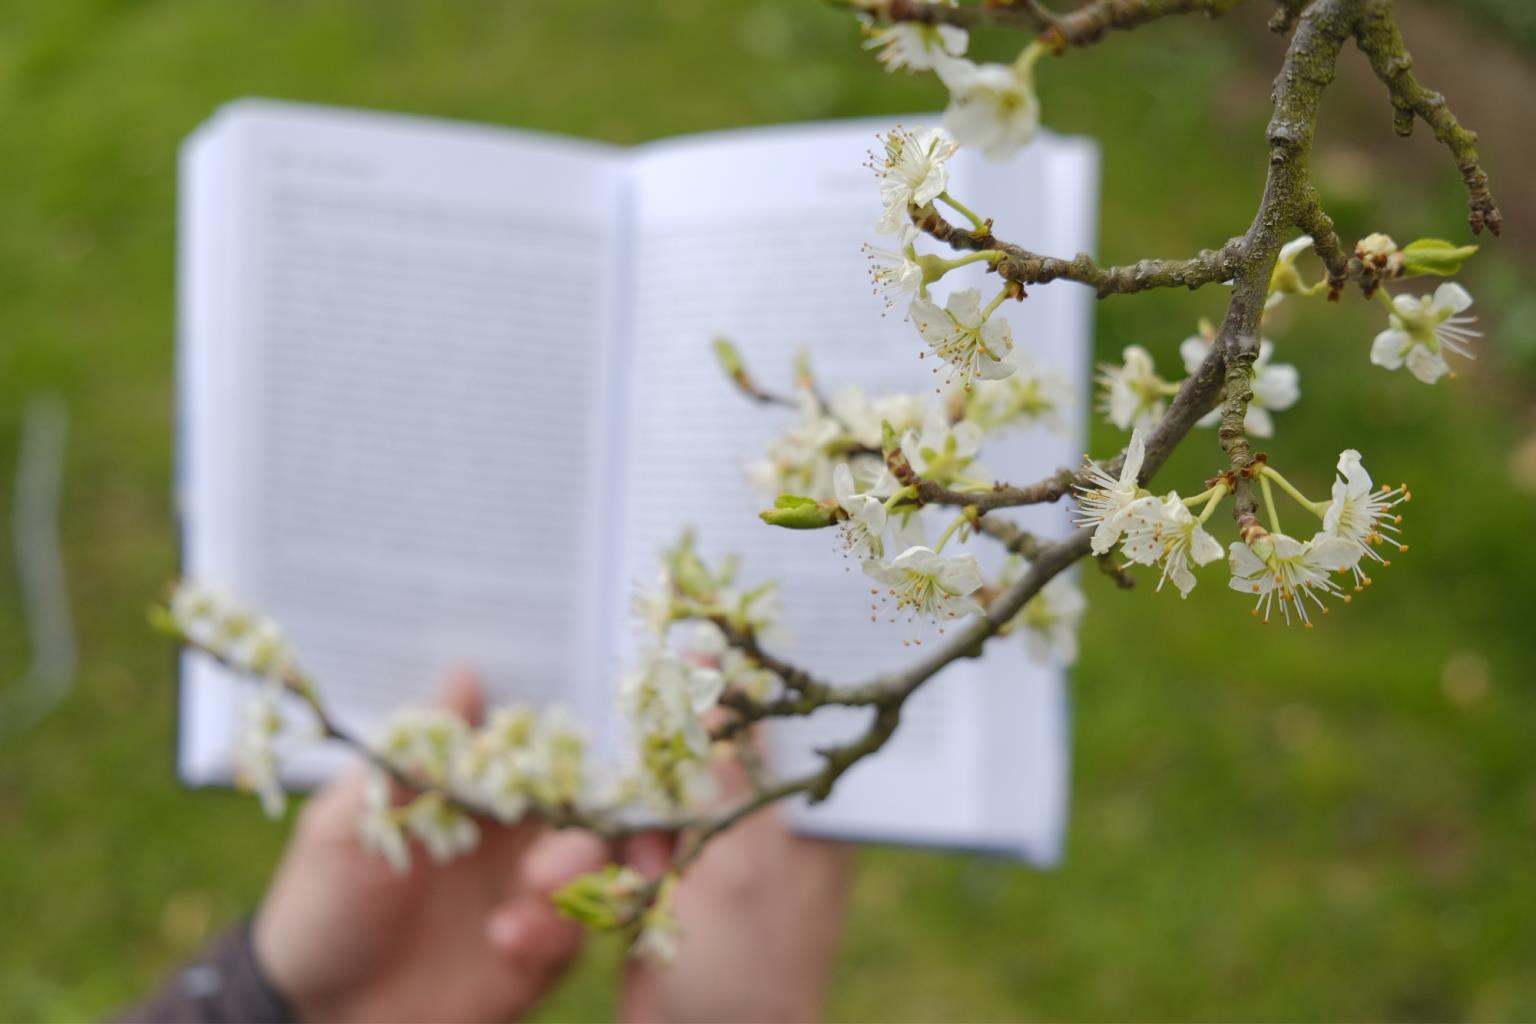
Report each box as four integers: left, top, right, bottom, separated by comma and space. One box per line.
1432, 281, 1473, 314
1406, 344, 1448, 384
1370, 328, 1410, 370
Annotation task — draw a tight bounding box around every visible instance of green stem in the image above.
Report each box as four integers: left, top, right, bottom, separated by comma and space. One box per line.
982, 287, 1010, 317
1014, 38, 1048, 76
1197, 484, 1228, 525
937, 191, 986, 232
1180, 483, 1222, 508
935, 251, 1003, 272
933, 512, 971, 554
1260, 465, 1329, 517
1260, 473, 1282, 535
882, 486, 917, 513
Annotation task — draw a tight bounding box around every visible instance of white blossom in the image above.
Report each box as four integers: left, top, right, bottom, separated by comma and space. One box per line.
828, 386, 930, 457
376, 708, 470, 787
685, 621, 780, 701
1370, 282, 1479, 384
355, 708, 482, 869
620, 648, 725, 808
864, 224, 925, 307
1096, 345, 1168, 433
863, 546, 984, 627
833, 462, 887, 560
525, 706, 591, 808
229, 619, 293, 683
456, 705, 540, 823
1015, 572, 1086, 666
862, 10, 967, 73
722, 647, 781, 702
633, 913, 681, 964
402, 791, 479, 864
746, 390, 841, 498
905, 410, 984, 479
1116, 494, 1225, 597
960, 352, 1072, 435
1266, 234, 1314, 309
168, 580, 228, 649
632, 875, 682, 963
358, 771, 411, 875
1180, 336, 1299, 438
872, 126, 956, 234
631, 569, 678, 639
1227, 531, 1362, 627
1319, 449, 1409, 587
1073, 427, 1149, 555
232, 688, 286, 819
168, 580, 295, 681
936, 58, 1039, 161
909, 287, 1014, 388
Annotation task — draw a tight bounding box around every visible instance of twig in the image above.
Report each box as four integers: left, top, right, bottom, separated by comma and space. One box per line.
1353, 0, 1501, 235
847, 0, 1249, 47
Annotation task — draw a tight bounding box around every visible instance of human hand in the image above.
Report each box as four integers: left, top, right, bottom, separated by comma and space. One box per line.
619, 747, 855, 1024
252, 671, 607, 1022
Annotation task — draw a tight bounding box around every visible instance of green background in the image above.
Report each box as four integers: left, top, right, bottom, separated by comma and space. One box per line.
1, 1, 1534, 1019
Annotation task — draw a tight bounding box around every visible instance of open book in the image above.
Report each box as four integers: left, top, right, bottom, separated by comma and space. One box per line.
177, 99, 1097, 863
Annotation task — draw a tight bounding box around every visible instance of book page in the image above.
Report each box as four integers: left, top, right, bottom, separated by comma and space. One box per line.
616, 121, 1096, 859
178, 101, 624, 784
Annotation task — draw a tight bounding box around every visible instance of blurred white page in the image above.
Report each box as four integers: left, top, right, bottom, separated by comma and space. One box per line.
621, 122, 1096, 861
178, 101, 623, 784
178, 101, 1096, 863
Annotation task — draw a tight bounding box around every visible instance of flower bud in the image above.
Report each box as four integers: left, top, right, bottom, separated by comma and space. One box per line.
759, 494, 841, 529
793, 348, 816, 392
1399, 238, 1478, 277
553, 865, 650, 931
712, 336, 760, 398
1355, 232, 1397, 265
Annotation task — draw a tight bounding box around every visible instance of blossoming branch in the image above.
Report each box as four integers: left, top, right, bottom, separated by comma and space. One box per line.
157, 0, 1500, 959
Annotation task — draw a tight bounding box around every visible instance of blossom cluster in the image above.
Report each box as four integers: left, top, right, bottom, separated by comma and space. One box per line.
744, 348, 1081, 660
159, 533, 795, 888
858, 2, 1045, 162
553, 865, 680, 962
353, 702, 595, 874
1071, 229, 1473, 626
1097, 332, 1299, 438
740, 351, 1068, 504
625, 532, 786, 808
756, 432, 1083, 662
864, 123, 1044, 393
1074, 430, 1410, 625
164, 583, 300, 819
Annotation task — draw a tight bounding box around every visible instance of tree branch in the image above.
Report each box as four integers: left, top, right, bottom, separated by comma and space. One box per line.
918, 207, 1249, 298
1352, 0, 1501, 235
852, 0, 1250, 48
914, 465, 1081, 512
676, 0, 1405, 869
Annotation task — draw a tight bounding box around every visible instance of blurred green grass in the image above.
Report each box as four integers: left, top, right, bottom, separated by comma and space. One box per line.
1, 1, 1534, 1020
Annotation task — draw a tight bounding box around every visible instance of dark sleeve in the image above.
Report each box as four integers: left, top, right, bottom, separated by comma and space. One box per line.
115, 920, 297, 1024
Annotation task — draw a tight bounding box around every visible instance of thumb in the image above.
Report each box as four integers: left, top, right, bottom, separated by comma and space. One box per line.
485, 830, 610, 964
433, 666, 485, 727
